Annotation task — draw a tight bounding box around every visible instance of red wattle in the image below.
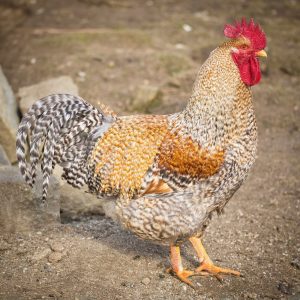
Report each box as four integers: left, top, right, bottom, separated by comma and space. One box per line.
232, 53, 261, 86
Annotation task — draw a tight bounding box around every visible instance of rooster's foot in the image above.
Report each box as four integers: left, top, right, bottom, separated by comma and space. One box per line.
195, 262, 240, 280
189, 236, 241, 281
169, 245, 196, 288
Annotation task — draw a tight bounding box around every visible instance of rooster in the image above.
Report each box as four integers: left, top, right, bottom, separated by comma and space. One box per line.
16, 18, 267, 287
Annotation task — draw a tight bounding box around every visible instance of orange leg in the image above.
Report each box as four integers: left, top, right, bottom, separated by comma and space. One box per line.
189, 237, 241, 279
169, 244, 195, 287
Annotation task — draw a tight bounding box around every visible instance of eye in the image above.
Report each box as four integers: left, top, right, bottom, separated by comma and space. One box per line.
240, 44, 248, 50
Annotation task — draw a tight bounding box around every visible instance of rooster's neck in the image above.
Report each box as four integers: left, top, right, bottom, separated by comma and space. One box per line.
170, 45, 256, 149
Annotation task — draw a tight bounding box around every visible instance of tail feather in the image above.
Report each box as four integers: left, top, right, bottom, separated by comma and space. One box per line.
16, 94, 114, 202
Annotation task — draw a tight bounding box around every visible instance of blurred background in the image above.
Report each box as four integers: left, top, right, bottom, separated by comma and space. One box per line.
0, 0, 299, 299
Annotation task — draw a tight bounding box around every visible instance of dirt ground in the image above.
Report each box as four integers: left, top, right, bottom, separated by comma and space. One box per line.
0, 0, 299, 299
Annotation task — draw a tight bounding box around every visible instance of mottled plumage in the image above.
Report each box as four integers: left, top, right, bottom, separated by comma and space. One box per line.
16, 19, 267, 287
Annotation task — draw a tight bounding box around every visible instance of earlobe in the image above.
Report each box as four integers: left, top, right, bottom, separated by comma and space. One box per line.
231, 47, 239, 54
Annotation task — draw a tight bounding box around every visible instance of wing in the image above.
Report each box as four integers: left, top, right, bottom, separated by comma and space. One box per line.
142, 127, 225, 196
88, 114, 225, 200
87, 115, 169, 199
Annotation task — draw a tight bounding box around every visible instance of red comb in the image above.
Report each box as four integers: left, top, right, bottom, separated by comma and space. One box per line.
224, 18, 266, 50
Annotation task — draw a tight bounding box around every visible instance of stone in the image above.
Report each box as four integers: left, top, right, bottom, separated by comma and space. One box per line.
53, 161, 104, 218
291, 257, 300, 269
0, 145, 10, 166
0, 166, 60, 233
18, 76, 78, 115
0, 240, 12, 251
48, 251, 63, 263
59, 178, 104, 220
31, 248, 51, 261
0, 66, 19, 163
182, 24, 192, 32
277, 281, 293, 295
141, 277, 151, 285
130, 84, 162, 113
243, 292, 258, 299
49, 242, 64, 253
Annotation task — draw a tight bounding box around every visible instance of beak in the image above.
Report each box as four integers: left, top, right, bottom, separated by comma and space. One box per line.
256, 50, 267, 58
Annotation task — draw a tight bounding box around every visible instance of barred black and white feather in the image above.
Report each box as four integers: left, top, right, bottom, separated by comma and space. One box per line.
16, 94, 115, 203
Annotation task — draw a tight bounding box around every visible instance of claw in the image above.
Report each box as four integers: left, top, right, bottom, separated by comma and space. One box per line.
196, 262, 241, 277
175, 270, 195, 288
189, 237, 241, 282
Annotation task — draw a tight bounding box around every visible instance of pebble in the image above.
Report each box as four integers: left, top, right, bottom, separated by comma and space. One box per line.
17, 248, 28, 255
243, 292, 258, 299
78, 71, 86, 78
146, 0, 153, 6
182, 24, 192, 32
0, 240, 12, 251
168, 79, 181, 88
291, 257, 300, 269
36, 8, 45, 15
49, 242, 64, 253
108, 61, 116, 68
31, 248, 51, 261
48, 252, 63, 263
141, 277, 151, 285
277, 281, 293, 295
175, 43, 186, 50
77, 71, 86, 82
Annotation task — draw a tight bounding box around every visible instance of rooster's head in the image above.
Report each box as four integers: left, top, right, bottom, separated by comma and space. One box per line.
224, 18, 267, 86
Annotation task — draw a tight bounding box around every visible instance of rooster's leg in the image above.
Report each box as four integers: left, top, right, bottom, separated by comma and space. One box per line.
189, 237, 240, 278
169, 244, 195, 287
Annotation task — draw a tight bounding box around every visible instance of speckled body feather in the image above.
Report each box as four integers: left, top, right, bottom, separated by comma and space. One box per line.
117, 40, 257, 243
16, 39, 257, 245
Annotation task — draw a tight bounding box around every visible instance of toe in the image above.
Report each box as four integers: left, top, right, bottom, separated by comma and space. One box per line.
196, 262, 240, 277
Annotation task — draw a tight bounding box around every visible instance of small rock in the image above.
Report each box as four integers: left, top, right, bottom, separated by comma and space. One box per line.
43, 264, 52, 272
132, 255, 140, 260
0, 145, 10, 166
48, 252, 63, 263
77, 71, 86, 78
49, 242, 64, 253
18, 76, 78, 115
0, 240, 12, 251
146, 0, 153, 6
77, 71, 86, 82
167, 79, 181, 88
30, 58, 36, 65
0, 66, 19, 162
31, 248, 51, 261
243, 292, 258, 299
130, 85, 162, 113
182, 24, 192, 32
17, 248, 28, 255
141, 277, 151, 285
36, 8, 45, 15
175, 43, 186, 50
277, 281, 293, 295
108, 61, 115, 68
194, 11, 211, 22
291, 257, 300, 269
